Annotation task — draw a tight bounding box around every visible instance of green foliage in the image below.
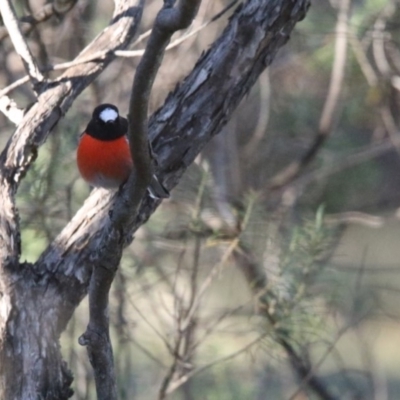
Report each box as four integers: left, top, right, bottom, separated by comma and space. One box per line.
259, 207, 335, 339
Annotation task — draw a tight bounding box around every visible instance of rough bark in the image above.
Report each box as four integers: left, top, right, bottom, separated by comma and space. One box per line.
39, 0, 310, 298
0, 0, 310, 398
0, 1, 144, 398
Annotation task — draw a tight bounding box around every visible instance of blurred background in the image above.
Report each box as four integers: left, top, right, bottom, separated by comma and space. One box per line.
2, 0, 400, 398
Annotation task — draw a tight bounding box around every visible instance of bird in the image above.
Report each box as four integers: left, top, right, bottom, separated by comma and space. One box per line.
77, 103, 169, 199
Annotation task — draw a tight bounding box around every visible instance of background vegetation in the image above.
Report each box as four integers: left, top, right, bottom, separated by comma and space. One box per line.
2, 0, 400, 398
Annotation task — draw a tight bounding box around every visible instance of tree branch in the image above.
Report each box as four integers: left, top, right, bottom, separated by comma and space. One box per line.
78, 237, 121, 400
79, 1, 201, 399
36, 0, 310, 299
0, 0, 44, 86
269, 0, 351, 189
0, 0, 143, 284
34, 0, 310, 365
0, 0, 78, 42
0, 0, 236, 104
0, 1, 146, 394
115, 0, 202, 228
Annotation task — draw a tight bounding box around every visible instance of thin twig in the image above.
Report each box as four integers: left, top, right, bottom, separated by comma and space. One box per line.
0, 0, 44, 86
166, 334, 266, 394
269, 0, 351, 189
182, 237, 240, 331
297, 135, 400, 188
81, 1, 201, 400
0, 0, 78, 41
0, 0, 235, 102
0, 76, 31, 99
243, 69, 271, 158
372, 2, 395, 78
319, 0, 351, 134
286, 326, 349, 400
349, 31, 378, 86
324, 211, 384, 228
116, 0, 238, 57
349, 28, 400, 157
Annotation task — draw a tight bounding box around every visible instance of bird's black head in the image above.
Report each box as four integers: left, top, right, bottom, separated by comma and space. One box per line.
86, 103, 128, 141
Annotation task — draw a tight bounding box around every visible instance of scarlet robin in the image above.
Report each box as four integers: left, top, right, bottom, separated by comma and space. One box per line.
77, 103, 169, 198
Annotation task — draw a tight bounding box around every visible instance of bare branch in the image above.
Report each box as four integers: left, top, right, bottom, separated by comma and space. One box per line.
78, 243, 121, 400
319, 0, 351, 134
0, 76, 31, 99
0, 0, 143, 285
0, 0, 78, 42
243, 69, 271, 158
0, 0, 44, 86
269, 0, 351, 189
0, 0, 236, 106
110, 0, 203, 229
165, 334, 266, 395
349, 29, 400, 157
35, 0, 310, 350
296, 135, 400, 188
349, 31, 378, 87
79, 1, 201, 399
372, 1, 396, 78
324, 211, 384, 228
116, 0, 238, 57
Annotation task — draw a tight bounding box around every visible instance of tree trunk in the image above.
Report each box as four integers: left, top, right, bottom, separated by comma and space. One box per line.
0, 273, 76, 399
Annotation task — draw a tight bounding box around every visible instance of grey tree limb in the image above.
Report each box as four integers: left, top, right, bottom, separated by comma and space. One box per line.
78, 1, 201, 399
269, 0, 351, 189
0, 0, 79, 41
38, 0, 310, 310
0, 0, 310, 398
0, 1, 144, 398
0, 0, 45, 85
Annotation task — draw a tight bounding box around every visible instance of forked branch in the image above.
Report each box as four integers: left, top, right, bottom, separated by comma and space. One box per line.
81, 2, 201, 399
0, 0, 44, 86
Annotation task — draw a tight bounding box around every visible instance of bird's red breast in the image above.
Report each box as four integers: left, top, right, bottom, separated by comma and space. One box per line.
77, 133, 133, 189
77, 103, 169, 198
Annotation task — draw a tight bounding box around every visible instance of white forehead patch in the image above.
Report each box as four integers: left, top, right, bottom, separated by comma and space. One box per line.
99, 108, 118, 122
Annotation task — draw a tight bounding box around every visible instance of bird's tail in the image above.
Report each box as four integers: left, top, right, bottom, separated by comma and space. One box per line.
148, 174, 169, 199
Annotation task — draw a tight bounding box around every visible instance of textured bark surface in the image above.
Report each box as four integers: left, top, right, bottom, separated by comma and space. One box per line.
40, 0, 310, 297
0, 1, 144, 398
0, 0, 310, 398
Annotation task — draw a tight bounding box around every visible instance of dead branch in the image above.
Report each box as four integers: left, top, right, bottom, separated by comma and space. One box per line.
0, 0, 143, 268
295, 136, 400, 189
269, 0, 351, 190
79, 1, 201, 399
0, 3, 311, 397
0, 1, 144, 396
0, 0, 78, 42
35, 0, 310, 312
243, 69, 271, 158
0, 0, 235, 104
0, 0, 44, 86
